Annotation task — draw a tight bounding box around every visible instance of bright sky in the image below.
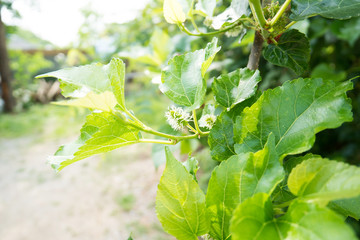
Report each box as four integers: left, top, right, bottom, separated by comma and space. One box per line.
2, 0, 149, 47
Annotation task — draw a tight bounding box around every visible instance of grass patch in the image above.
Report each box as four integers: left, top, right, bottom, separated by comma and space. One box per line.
0, 104, 86, 139
114, 192, 136, 211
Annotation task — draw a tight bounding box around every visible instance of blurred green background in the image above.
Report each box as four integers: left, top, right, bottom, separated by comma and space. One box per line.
0, 0, 359, 239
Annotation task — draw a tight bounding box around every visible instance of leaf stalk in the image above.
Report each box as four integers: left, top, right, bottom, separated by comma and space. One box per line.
270, 0, 292, 26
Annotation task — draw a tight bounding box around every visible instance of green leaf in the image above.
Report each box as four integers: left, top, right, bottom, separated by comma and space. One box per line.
271, 154, 317, 204
108, 58, 126, 110
208, 111, 236, 161
330, 17, 360, 46
160, 38, 220, 110
288, 156, 360, 204
263, 29, 310, 75
37, 63, 112, 98
206, 134, 284, 240
48, 112, 140, 171
311, 63, 347, 82
52, 91, 117, 112
156, 147, 209, 240
150, 28, 172, 64
212, 68, 261, 109
182, 156, 199, 181
37, 58, 128, 111
235, 78, 353, 158
230, 193, 357, 240
329, 196, 360, 220
291, 0, 360, 21
209, 96, 258, 161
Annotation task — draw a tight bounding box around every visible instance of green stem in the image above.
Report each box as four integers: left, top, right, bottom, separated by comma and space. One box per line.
270, 0, 291, 26
248, 0, 267, 28
139, 139, 175, 145
192, 109, 202, 135
114, 110, 209, 142
178, 17, 248, 37
186, 123, 197, 133
285, 21, 296, 30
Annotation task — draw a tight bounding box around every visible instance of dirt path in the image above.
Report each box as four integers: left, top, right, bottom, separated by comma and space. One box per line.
0, 136, 172, 240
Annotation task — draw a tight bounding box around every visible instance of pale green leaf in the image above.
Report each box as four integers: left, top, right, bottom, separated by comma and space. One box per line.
263, 29, 310, 75
291, 0, 360, 21
150, 28, 172, 64
212, 68, 261, 109
160, 38, 220, 110
48, 112, 140, 171
211, 0, 249, 29
235, 78, 353, 159
37, 58, 128, 111
196, 0, 217, 17
52, 91, 117, 112
206, 134, 284, 240
156, 147, 209, 240
230, 193, 357, 240
108, 58, 126, 110
182, 156, 199, 181
163, 0, 186, 24
37, 63, 111, 98
288, 157, 360, 204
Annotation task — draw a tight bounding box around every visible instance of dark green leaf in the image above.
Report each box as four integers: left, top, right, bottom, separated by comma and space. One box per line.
206, 134, 284, 240
291, 0, 360, 20
330, 17, 360, 46
329, 196, 360, 220
156, 147, 209, 240
263, 29, 310, 75
160, 38, 220, 110
212, 68, 261, 109
235, 78, 353, 159
209, 96, 258, 161
230, 193, 357, 240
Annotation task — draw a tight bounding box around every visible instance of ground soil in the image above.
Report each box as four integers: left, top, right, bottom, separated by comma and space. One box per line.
0, 136, 173, 240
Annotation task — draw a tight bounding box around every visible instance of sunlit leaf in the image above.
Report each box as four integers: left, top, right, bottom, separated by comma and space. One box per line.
288, 156, 360, 204
48, 112, 140, 171
156, 147, 209, 239
235, 78, 353, 159
160, 38, 220, 110
212, 68, 261, 110
230, 193, 357, 240
37, 63, 111, 98
163, 0, 186, 24
206, 134, 284, 240
53, 91, 117, 112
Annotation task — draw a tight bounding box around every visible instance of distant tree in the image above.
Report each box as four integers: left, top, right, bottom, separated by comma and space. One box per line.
0, 0, 15, 112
